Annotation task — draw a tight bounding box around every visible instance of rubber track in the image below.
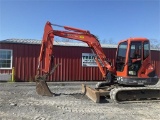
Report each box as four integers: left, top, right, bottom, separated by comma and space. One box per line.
110, 87, 160, 103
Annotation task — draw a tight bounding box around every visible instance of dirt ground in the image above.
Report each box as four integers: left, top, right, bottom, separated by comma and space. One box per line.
0, 81, 160, 120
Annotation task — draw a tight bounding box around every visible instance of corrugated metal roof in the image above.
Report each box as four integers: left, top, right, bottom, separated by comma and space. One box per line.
0, 39, 41, 44
0, 39, 117, 48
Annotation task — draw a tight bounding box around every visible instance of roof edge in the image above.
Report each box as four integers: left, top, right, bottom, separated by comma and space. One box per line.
0, 39, 117, 48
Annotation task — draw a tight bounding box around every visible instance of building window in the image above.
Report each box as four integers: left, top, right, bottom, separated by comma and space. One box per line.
0, 49, 12, 69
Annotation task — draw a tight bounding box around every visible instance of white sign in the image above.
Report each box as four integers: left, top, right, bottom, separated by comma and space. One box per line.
82, 53, 98, 67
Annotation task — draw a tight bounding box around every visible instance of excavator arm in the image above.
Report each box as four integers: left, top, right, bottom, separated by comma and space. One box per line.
35, 21, 115, 96
37, 21, 115, 78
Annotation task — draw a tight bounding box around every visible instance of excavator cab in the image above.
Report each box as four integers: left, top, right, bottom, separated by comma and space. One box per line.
116, 38, 159, 86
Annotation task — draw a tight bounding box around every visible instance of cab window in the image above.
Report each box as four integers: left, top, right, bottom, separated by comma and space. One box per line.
143, 41, 150, 60
130, 42, 142, 59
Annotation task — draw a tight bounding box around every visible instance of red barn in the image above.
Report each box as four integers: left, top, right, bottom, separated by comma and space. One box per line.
0, 39, 160, 82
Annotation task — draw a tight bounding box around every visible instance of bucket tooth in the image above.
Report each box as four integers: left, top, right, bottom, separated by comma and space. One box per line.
36, 80, 53, 97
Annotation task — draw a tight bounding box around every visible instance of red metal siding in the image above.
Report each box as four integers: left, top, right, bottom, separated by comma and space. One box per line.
51, 46, 109, 81
151, 50, 160, 77
0, 43, 39, 82
0, 43, 160, 82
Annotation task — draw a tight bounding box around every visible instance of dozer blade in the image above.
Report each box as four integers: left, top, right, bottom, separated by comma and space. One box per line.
82, 84, 109, 103
36, 80, 53, 97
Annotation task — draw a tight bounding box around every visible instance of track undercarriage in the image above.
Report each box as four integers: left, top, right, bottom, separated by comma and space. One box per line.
82, 83, 160, 103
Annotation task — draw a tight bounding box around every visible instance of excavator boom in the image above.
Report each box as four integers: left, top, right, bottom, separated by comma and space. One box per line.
36, 21, 115, 78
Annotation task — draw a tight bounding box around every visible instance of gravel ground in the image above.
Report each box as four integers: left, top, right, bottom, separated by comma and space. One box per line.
0, 81, 160, 120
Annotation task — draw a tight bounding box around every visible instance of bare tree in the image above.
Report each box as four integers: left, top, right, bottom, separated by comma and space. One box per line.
61, 38, 70, 42
100, 38, 116, 44
56, 38, 70, 42
150, 39, 160, 50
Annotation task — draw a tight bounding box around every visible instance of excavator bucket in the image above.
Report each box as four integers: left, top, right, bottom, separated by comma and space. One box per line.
35, 64, 60, 97
36, 79, 53, 97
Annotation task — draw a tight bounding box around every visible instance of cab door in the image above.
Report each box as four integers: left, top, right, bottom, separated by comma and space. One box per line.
128, 41, 142, 76
116, 41, 128, 77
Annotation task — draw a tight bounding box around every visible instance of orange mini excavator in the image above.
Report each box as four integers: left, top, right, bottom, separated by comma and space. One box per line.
35, 21, 160, 103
